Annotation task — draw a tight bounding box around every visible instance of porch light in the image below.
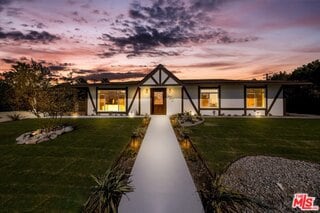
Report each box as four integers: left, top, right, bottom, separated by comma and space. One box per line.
255, 111, 261, 118
129, 111, 135, 118
168, 88, 172, 94
145, 88, 149, 94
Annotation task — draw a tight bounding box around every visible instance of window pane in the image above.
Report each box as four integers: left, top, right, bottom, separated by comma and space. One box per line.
246, 88, 265, 108
200, 88, 219, 108
154, 92, 163, 105
98, 90, 126, 112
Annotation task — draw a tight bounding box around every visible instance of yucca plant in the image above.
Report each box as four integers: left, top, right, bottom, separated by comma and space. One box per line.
7, 113, 23, 121
83, 167, 134, 213
209, 175, 272, 213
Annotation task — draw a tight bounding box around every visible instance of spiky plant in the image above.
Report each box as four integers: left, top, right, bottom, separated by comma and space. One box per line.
210, 175, 272, 213
84, 167, 134, 213
7, 113, 22, 121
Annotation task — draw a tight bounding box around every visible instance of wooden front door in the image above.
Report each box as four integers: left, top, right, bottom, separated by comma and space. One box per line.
151, 88, 166, 115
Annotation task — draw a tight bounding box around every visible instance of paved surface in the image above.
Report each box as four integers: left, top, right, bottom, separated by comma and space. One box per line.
119, 115, 203, 213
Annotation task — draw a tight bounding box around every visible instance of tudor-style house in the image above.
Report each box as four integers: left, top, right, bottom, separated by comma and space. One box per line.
74, 64, 306, 116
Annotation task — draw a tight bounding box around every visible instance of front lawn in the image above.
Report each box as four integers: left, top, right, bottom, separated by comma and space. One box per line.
0, 118, 141, 212
187, 118, 320, 174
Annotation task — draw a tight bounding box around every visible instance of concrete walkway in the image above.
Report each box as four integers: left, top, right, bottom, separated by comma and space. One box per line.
119, 115, 204, 213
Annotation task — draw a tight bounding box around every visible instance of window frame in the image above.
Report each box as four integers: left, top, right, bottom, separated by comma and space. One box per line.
198, 87, 220, 110
245, 87, 267, 109
96, 88, 128, 113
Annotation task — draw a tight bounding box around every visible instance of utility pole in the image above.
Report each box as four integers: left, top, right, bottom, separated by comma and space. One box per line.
265, 72, 273, 80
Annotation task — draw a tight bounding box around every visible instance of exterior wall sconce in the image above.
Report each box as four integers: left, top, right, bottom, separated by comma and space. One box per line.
168, 88, 172, 94
145, 88, 149, 94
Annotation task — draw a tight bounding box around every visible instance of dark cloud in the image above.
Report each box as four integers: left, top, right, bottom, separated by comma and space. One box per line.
190, 0, 228, 11
173, 62, 237, 68
92, 9, 99, 14
73, 17, 88, 24
0, 0, 33, 12
1, 58, 16, 64
99, 0, 258, 58
0, 0, 11, 12
6, 7, 23, 16
35, 22, 46, 29
53, 19, 64, 24
83, 71, 146, 80
48, 62, 74, 72
0, 29, 60, 43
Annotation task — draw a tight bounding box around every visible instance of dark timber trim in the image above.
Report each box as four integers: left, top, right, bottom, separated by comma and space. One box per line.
181, 87, 184, 113
218, 85, 221, 115
244, 86, 268, 115
139, 64, 182, 86
96, 87, 128, 114
87, 87, 97, 114
183, 86, 200, 115
127, 87, 140, 113
266, 86, 283, 115
151, 76, 159, 85
198, 86, 221, 115
243, 85, 247, 116
162, 75, 170, 85
265, 84, 268, 115
138, 87, 141, 115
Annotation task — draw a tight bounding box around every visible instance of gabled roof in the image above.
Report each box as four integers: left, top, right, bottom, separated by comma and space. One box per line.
139, 64, 182, 86
72, 64, 312, 87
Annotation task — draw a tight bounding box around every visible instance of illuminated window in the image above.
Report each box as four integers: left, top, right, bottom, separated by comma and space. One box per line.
246, 88, 266, 108
200, 88, 219, 109
154, 92, 163, 105
98, 90, 126, 112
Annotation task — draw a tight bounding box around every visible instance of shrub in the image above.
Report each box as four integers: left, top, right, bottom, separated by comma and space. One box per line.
84, 167, 133, 213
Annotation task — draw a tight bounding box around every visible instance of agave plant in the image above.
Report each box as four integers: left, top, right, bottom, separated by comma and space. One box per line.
7, 113, 22, 121
84, 167, 134, 213
209, 175, 273, 213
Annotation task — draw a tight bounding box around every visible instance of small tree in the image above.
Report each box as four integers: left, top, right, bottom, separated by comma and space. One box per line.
3, 60, 50, 117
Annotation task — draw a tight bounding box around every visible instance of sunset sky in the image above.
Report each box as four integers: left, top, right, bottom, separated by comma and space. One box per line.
0, 0, 319, 81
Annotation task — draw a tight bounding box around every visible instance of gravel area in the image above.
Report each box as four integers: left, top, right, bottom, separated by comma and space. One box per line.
220, 156, 320, 212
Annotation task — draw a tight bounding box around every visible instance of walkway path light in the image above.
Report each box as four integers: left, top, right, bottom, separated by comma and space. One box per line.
181, 136, 191, 150
130, 135, 140, 150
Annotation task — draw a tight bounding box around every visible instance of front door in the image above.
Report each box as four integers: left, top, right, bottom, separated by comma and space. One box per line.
151, 88, 166, 115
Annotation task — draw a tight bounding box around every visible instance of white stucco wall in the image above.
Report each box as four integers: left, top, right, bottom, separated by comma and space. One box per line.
167, 86, 182, 115
140, 86, 151, 115
87, 86, 97, 115
86, 83, 284, 116
183, 85, 198, 114
267, 85, 284, 116
127, 86, 139, 115
220, 85, 244, 108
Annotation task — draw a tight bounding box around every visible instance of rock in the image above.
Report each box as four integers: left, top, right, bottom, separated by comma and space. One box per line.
16, 126, 73, 145
38, 137, 50, 143
26, 138, 37, 144
32, 129, 42, 136
49, 133, 58, 140
16, 132, 32, 142
220, 156, 320, 212
55, 129, 64, 135
63, 126, 73, 133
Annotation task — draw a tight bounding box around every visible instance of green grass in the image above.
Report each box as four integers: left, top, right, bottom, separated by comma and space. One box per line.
187, 118, 320, 174
0, 118, 141, 212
